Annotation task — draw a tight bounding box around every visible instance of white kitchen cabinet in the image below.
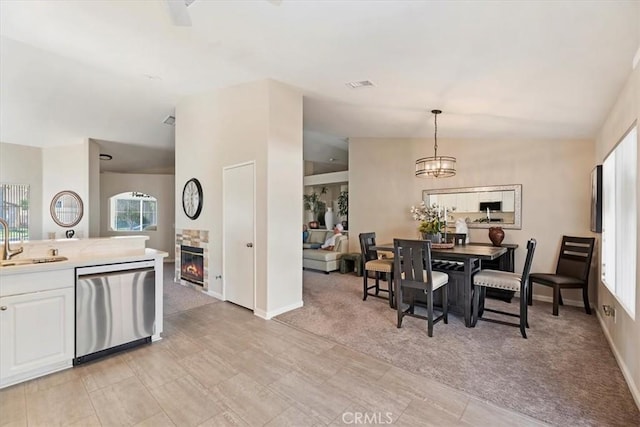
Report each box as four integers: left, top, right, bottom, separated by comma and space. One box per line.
478, 191, 502, 202
0, 271, 74, 388
502, 190, 515, 212
457, 192, 479, 213
439, 194, 457, 211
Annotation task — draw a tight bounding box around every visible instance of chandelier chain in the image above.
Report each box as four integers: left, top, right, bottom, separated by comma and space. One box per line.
433, 112, 438, 157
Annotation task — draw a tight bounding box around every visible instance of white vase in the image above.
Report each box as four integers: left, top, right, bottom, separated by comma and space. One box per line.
324, 207, 334, 230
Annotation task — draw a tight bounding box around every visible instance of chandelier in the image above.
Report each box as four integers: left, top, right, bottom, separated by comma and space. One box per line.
415, 109, 456, 178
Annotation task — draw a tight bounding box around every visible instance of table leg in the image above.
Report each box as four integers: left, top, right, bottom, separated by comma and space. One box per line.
464, 258, 472, 327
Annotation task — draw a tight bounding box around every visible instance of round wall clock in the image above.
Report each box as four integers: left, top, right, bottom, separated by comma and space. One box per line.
182, 178, 203, 219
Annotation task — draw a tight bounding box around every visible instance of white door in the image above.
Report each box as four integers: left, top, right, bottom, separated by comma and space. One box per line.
223, 162, 255, 310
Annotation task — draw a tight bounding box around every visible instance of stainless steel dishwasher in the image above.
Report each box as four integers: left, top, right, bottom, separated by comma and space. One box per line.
74, 260, 155, 364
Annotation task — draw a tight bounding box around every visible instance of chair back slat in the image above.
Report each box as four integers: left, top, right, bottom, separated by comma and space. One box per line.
359, 232, 378, 262
521, 239, 537, 292
393, 239, 434, 291
555, 236, 595, 281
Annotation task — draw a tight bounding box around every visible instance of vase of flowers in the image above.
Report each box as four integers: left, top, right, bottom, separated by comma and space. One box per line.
410, 201, 455, 243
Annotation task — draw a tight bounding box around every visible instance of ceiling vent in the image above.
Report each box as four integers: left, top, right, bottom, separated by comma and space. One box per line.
346, 80, 374, 89
163, 115, 176, 126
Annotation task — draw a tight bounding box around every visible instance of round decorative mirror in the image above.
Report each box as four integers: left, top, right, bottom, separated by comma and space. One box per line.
50, 190, 84, 227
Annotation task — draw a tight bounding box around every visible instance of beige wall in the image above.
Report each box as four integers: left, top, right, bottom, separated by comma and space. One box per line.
100, 172, 175, 258
266, 82, 304, 313
349, 136, 596, 305
595, 63, 639, 407
176, 79, 303, 318
88, 140, 101, 237
0, 142, 43, 240
42, 142, 90, 239
0, 141, 91, 240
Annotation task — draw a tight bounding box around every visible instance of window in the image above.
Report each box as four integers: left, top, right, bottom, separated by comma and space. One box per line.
0, 183, 30, 241
602, 125, 637, 318
109, 192, 157, 231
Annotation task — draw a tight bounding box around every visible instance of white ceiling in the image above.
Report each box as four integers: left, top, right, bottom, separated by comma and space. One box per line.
1, 1, 638, 160
93, 139, 175, 174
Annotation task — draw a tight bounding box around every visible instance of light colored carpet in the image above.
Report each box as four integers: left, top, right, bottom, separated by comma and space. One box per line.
163, 262, 217, 315
276, 271, 640, 427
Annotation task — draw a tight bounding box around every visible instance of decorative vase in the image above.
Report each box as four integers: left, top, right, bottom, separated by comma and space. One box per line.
421, 232, 442, 244
305, 211, 314, 223
488, 227, 505, 246
324, 207, 334, 230
309, 220, 319, 229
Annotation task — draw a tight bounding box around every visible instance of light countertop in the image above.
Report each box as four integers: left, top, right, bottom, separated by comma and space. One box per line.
0, 248, 168, 277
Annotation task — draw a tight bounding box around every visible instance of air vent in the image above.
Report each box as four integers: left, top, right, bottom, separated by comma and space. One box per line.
163, 115, 176, 126
346, 80, 374, 89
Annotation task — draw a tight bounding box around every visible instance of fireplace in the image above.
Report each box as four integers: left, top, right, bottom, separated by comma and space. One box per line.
180, 245, 204, 286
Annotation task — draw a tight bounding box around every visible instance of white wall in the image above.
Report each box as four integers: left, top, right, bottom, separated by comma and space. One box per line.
100, 172, 175, 258
88, 139, 101, 237
595, 61, 640, 408
349, 136, 596, 304
176, 79, 302, 318
0, 142, 43, 240
266, 81, 304, 314
41, 142, 90, 239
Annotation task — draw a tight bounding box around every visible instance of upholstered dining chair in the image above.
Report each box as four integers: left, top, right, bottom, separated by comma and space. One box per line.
393, 239, 449, 337
527, 236, 595, 316
472, 239, 536, 338
359, 232, 395, 308
448, 233, 467, 246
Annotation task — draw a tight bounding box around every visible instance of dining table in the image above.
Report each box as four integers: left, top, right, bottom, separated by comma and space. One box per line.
371, 242, 508, 327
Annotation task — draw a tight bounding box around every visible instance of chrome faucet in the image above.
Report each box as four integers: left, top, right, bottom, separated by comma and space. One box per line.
0, 218, 24, 260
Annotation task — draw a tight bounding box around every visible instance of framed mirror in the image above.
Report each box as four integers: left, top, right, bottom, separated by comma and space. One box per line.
50, 190, 84, 227
423, 184, 522, 229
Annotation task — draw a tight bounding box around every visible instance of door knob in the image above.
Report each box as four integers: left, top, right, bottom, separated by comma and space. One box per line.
246, 243, 253, 248
0, 306, 7, 311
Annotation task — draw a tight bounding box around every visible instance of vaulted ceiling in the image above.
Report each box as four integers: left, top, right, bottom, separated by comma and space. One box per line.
1, 1, 638, 165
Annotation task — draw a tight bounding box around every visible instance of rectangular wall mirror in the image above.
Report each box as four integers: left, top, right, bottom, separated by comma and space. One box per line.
423, 184, 522, 229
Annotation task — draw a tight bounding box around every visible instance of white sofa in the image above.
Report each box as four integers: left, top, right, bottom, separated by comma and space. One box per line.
303, 229, 348, 273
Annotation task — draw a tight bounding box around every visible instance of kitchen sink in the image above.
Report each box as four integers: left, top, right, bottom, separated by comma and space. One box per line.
0, 256, 68, 267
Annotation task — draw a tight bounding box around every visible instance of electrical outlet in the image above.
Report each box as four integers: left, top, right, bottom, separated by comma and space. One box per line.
602, 304, 616, 322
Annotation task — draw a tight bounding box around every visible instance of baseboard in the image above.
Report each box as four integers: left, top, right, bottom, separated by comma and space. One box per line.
513, 292, 595, 311
204, 289, 224, 301
254, 301, 304, 320
529, 293, 591, 309
596, 310, 640, 410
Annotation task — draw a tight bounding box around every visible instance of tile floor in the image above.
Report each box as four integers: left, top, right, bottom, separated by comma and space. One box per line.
0, 298, 549, 426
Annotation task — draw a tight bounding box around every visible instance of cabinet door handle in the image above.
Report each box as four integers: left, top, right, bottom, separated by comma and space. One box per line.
0, 306, 7, 311
246, 243, 253, 248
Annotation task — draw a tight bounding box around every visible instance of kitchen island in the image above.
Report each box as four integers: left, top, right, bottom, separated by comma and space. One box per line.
0, 236, 167, 389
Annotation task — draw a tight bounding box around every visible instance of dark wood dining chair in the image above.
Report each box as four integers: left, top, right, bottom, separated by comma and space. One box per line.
527, 236, 595, 316
359, 232, 395, 308
472, 239, 537, 338
393, 239, 448, 337
448, 233, 467, 246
